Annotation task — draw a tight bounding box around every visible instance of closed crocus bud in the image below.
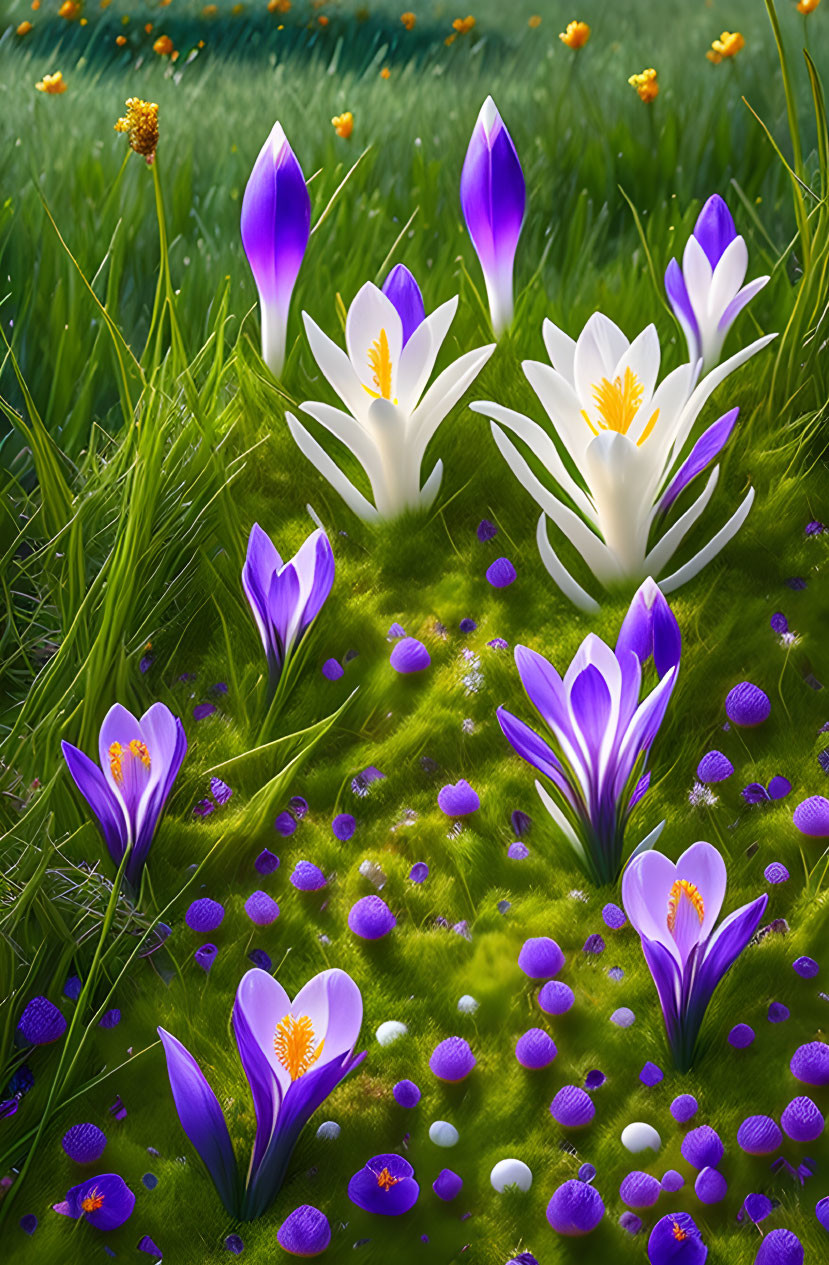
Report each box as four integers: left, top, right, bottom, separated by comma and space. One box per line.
241, 122, 311, 378
381, 264, 425, 346
460, 95, 525, 336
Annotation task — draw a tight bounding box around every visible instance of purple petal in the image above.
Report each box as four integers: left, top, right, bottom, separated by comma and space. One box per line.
569, 665, 611, 763
61, 741, 127, 870
460, 97, 525, 278
615, 579, 681, 678
659, 408, 739, 514
694, 194, 737, 268
665, 257, 701, 343
381, 264, 425, 346
241, 122, 310, 307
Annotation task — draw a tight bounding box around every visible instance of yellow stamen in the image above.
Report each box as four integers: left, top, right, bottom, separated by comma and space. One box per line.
128, 739, 152, 769
580, 366, 658, 446
81, 1187, 105, 1213
376, 1167, 400, 1190
108, 742, 124, 784
273, 1013, 325, 1080
366, 328, 393, 400
666, 879, 705, 933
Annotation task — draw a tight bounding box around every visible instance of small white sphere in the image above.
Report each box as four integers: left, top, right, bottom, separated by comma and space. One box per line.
490, 1158, 532, 1193
621, 1122, 662, 1154
376, 1020, 408, 1047
316, 1120, 340, 1140
457, 994, 479, 1014
429, 1120, 459, 1148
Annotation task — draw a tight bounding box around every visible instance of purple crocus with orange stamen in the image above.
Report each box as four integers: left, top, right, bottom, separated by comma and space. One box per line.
347, 1153, 419, 1215
498, 578, 680, 884
241, 122, 311, 378
460, 96, 526, 335
158, 967, 364, 1220
665, 194, 769, 372
242, 522, 335, 696
622, 841, 767, 1071
61, 702, 186, 891
53, 1174, 135, 1231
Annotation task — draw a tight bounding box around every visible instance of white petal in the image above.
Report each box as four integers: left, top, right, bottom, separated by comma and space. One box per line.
409, 344, 495, 459
396, 296, 457, 414
573, 312, 631, 412
286, 412, 379, 521
299, 401, 385, 488
420, 459, 443, 509
658, 486, 755, 593
668, 333, 777, 466
583, 432, 652, 577
681, 235, 713, 323
522, 359, 594, 474
344, 282, 403, 397
536, 515, 601, 613
542, 317, 577, 382
612, 323, 661, 411
708, 235, 748, 321
303, 312, 367, 420
643, 467, 720, 576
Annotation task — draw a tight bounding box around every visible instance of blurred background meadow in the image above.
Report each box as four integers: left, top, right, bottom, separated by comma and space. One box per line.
2, 0, 829, 1260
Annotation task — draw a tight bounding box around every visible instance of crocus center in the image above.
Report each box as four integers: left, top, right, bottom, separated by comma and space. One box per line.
581, 367, 659, 446
666, 879, 704, 933
365, 329, 394, 400
81, 1188, 105, 1213
108, 739, 151, 784
375, 1167, 400, 1190
273, 1012, 325, 1080
671, 1220, 687, 1242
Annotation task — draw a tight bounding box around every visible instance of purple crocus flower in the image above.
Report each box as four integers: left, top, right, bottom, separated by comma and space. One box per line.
61, 702, 187, 890
347, 1154, 419, 1215
242, 523, 335, 695
381, 264, 425, 346
241, 122, 311, 377
498, 578, 680, 884
622, 841, 767, 1070
53, 1174, 135, 1231
647, 1211, 708, 1264
158, 967, 364, 1220
460, 96, 526, 335
665, 194, 769, 371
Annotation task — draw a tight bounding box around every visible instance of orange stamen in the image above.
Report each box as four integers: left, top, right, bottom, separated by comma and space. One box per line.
376, 1167, 400, 1190
273, 1013, 325, 1080
666, 879, 705, 933
81, 1187, 105, 1213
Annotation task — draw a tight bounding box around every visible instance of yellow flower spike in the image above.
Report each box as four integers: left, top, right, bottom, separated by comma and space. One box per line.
380, 66, 390, 78
36, 71, 68, 93
628, 67, 659, 103
559, 19, 589, 49
528, 15, 541, 29
153, 33, 173, 54
797, 0, 820, 12
709, 30, 744, 60
452, 14, 475, 34
400, 10, 415, 29
114, 96, 159, 164
58, 0, 80, 18
331, 111, 353, 139
17, 19, 33, 33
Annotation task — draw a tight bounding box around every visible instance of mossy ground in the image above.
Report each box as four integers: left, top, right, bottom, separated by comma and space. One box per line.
2, 1, 829, 1261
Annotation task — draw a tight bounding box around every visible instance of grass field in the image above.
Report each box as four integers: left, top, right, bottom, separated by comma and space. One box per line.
2, 0, 829, 1260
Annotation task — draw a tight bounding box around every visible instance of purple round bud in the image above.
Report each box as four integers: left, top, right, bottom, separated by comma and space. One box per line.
17, 996, 66, 1046
791, 1041, 829, 1086
437, 779, 480, 816
332, 813, 356, 841
507, 841, 529, 859
348, 895, 396, 940
476, 518, 497, 541
276, 1205, 331, 1257
728, 1023, 755, 1048
781, 1095, 824, 1141
620, 1171, 661, 1209
737, 1115, 783, 1155
725, 681, 771, 727
602, 903, 626, 929
244, 891, 279, 926
611, 1006, 635, 1027
764, 862, 789, 884
392, 1080, 420, 1108
99, 1009, 121, 1029
255, 848, 280, 875
681, 1125, 723, 1170
619, 1211, 642, 1235
290, 861, 326, 891
584, 1069, 606, 1091
768, 1002, 789, 1023
816, 1195, 829, 1230
274, 809, 297, 836
289, 796, 308, 819
194, 943, 218, 972
62, 1123, 107, 1164
511, 809, 532, 836
546, 1180, 604, 1235
63, 976, 82, 1001
537, 980, 574, 1014
793, 795, 829, 837
486, 556, 516, 587
518, 936, 565, 980
670, 1094, 698, 1123
754, 1229, 804, 1265
697, 750, 734, 783
639, 1061, 663, 1087
390, 637, 431, 674
459, 618, 477, 632
433, 1169, 463, 1201
322, 658, 344, 680
248, 949, 272, 970
768, 776, 791, 800
408, 861, 429, 883
429, 1036, 475, 1082
694, 1165, 727, 1204
660, 1169, 684, 1193
185, 898, 225, 932
770, 612, 788, 633
550, 1085, 595, 1128
578, 1163, 596, 1182
225, 1234, 244, 1254
743, 1192, 773, 1224
793, 956, 819, 978
515, 1028, 557, 1069
19, 1214, 37, 1235
583, 933, 605, 955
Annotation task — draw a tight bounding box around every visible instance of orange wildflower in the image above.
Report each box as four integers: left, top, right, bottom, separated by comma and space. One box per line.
35, 71, 67, 93
17, 19, 33, 32
559, 19, 590, 48
628, 67, 658, 102
452, 14, 475, 34
153, 33, 173, 53
400, 10, 415, 28
331, 111, 353, 138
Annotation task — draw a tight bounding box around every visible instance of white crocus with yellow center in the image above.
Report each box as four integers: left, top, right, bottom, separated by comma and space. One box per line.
287, 281, 495, 521
471, 311, 775, 611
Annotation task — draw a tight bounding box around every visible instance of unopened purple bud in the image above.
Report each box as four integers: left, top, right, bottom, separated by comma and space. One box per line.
244, 891, 280, 925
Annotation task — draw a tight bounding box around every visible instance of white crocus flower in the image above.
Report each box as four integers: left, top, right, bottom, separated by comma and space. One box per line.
287, 282, 494, 521
471, 312, 775, 612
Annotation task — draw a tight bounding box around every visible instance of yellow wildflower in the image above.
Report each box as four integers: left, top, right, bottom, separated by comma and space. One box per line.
331, 111, 353, 139
202, 3, 217, 14
400, 10, 415, 28
58, 0, 80, 17
268, 0, 292, 10
116, 33, 126, 43
707, 31, 744, 63
35, 71, 67, 94
317, 12, 328, 23
31, 0, 40, 9
380, 66, 390, 78
144, 21, 153, 31
797, 0, 820, 11
17, 19, 33, 33
452, 14, 475, 34
153, 33, 173, 54
528, 15, 541, 29
559, 19, 589, 48
628, 67, 658, 103
114, 97, 159, 164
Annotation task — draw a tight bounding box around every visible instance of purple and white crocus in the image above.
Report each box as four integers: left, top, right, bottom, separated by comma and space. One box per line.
242, 523, 334, 693
61, 703, 187, 891
460, 96, 526, 336
159, 967, 364, 1220
241, 121, 311, 378
472, 311, 775, 610
287, 271, 493, 520
498, 579, 680, 885
665, 195, 769, 373
622, 841, 767, 1070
